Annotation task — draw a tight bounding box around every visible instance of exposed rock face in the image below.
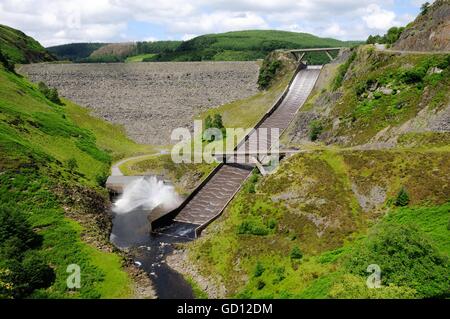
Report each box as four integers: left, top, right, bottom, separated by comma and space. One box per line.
90, 43, 136, 58
393, 0, 450, 52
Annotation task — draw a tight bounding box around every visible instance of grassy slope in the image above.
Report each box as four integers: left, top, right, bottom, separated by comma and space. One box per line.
187, 149, 450, 298
329, 46, 450, 146
0, 24, 54, 63
0, 65, 145, 298
181, 46, 450, 298
125, 53, 157, 62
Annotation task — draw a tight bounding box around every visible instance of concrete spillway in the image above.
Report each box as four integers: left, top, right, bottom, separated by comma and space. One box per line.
152, 65, 322, 236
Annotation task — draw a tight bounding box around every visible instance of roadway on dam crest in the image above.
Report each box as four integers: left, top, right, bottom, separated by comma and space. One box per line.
167, 66, 322, 232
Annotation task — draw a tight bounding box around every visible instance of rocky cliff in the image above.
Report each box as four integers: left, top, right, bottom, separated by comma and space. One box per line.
393, 0, 450, 52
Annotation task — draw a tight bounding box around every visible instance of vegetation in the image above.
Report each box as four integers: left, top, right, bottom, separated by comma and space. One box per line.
203, 114, 226, 142
46, 43, 107, 62
38, 82, 62, 105
394, 187, 410, 207
258, 59, 282, 89
150, 30, 359, 62
325, 46, 450, 146
366, 26, 405, 46
309, 120, 323, 141
186, 149, 450, 298
332, 50, 356, 90
0, 46, 146, 297
0, 24, 55, 64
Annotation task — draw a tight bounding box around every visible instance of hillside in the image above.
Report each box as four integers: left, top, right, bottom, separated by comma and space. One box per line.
152, 30, 358, 63
47, 43, 107, 62
0, 35, 152, 298
0, 24, 55, 64
393, 0, 450, 52
171, 39, 450, 299
48, 30, 359, 63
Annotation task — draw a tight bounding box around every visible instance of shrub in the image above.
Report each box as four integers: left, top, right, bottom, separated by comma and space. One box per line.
401, 67, 427, 84
0, 50, 15, 73
290, 246, 303, 260
309, 120, 323, 141
253, 261, 265, 277
67, 158, 78, 172
345, 223, 450, 298
332, 51, 356, 90
420, 2, 430, 15
394, 187, 410, 207
258, 59, 282, 89
203, 114, 225, 142
38, 82, 62, 105
237, 219, 269, 236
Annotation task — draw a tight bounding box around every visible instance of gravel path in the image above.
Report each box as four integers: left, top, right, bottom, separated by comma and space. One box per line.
21, 62, 260, 145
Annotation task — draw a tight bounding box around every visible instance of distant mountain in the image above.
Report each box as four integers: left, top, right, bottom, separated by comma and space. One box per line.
0, 24, 55, 63
393, 0, 450, 52
47, 42, 108, 62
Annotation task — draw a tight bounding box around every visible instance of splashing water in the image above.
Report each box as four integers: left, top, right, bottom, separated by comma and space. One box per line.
113, 176, 181, 214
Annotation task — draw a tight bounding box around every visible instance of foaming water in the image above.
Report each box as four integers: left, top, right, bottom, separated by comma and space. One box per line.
113, 176, 181, 214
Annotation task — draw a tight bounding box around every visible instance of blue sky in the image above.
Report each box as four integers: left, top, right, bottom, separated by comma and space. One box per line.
0, 0, 431, 46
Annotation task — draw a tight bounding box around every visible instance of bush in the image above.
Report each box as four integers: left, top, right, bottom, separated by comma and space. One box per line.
401, 67, 427, 84
290, 246, 303, 260
203, 114, 225, 142
0, 207, 54, 298
345, 223, 450, 298
309, 120, 323, 141
258, 59, 282, 89
0, 50, 15, 73
237, 219, 269, 236
394, 187, 410, 207
67, 158, 78, 172
38, 82, 62, 105
253, 261, 265, 277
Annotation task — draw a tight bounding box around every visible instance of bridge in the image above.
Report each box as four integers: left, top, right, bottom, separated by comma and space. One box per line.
150, 61, 322, 237
289, 47, 343, 62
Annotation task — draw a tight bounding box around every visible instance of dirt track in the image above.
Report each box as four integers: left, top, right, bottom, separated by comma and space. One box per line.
21, 62, 260, 145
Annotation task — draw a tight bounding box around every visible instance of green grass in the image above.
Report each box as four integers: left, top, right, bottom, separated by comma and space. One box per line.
327, 46, 450, 146
125, 53, 157, 62
185, 149, 450, 298
0, 24, 54, 64
0, 64, 141, 298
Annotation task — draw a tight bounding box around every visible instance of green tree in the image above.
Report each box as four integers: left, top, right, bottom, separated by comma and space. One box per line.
421, 2, 430, 15
290, 246, 303, 260
253, 261, 265, 277
309, 120, 323, 141
395, 187, 410, 207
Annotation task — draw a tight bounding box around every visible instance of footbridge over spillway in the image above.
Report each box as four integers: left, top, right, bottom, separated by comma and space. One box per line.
151, 63, 323, 237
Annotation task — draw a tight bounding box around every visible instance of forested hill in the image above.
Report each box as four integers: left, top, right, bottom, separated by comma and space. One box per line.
152, 30, 359, 62
0, 24, 55, 64
46, 30, 361, 63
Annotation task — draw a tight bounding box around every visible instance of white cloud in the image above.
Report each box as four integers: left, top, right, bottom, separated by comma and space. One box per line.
0, 0, 417, 46
362, 4, 398, 30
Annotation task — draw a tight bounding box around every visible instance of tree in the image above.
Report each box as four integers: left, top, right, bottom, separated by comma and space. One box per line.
421, 2, 430, 15
309, 120, 323, 141
395, 187, 410, 207
0, 50, 15, 73
204, 115, 213, 130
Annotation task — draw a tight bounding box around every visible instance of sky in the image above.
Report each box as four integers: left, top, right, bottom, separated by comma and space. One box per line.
0, 0, 432, 47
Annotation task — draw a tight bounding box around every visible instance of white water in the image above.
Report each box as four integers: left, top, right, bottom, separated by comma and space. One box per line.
113, 176, 182, 214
